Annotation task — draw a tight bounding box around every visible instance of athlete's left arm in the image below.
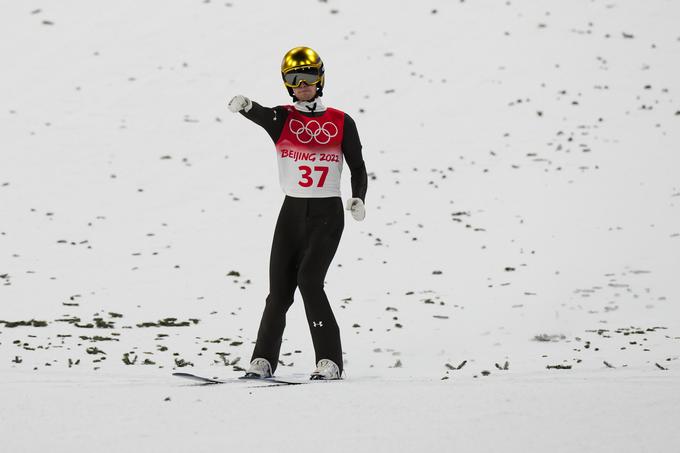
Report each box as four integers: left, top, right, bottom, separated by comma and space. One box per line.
342, 114, 368, 203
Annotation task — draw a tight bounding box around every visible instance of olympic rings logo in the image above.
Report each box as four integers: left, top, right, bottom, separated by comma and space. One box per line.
289, 119, 338, 145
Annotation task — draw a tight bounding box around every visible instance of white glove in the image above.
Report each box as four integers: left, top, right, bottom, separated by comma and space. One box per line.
227, 95, 252, 113
346, 198, 366, 221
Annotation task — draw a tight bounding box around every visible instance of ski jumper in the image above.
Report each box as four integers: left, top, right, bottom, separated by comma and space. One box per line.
240, 101, 367, 374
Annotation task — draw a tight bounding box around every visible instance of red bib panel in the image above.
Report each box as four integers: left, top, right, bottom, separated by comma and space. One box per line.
274, 106, 345, 198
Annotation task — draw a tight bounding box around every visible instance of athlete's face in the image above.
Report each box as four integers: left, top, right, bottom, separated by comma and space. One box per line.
292, 81, 317, 102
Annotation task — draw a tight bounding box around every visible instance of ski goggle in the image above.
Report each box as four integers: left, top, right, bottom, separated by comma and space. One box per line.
282, 66, 322, 88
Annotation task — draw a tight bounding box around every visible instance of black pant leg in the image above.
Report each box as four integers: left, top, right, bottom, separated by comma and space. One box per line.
250, 197, 304, 373
297, 197, 345, 372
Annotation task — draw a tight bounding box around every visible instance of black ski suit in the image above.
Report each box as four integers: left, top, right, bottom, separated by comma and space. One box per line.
240, 101, 367, 374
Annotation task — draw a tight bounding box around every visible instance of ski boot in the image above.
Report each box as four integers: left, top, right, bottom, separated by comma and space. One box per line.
310, 359, 341, 380
243, 358, 272, 379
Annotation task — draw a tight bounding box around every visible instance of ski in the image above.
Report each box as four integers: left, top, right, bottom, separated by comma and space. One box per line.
173, 372, 310, 386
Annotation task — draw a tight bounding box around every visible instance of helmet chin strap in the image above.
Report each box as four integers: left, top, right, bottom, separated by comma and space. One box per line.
287, 83, 324, 103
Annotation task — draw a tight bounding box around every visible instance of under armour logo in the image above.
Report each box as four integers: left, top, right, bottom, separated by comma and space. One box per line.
312, 321, 324, 327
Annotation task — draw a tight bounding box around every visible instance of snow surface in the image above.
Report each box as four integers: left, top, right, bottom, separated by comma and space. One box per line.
1, 0, 679, 452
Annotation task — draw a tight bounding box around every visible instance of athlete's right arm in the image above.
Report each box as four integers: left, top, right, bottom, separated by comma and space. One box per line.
227, 95, 287, 143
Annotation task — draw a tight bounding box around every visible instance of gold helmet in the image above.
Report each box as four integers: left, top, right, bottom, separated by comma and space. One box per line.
281, 46, 325, 99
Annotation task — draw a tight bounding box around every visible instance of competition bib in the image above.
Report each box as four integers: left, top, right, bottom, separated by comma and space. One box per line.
274, 106, 345, 198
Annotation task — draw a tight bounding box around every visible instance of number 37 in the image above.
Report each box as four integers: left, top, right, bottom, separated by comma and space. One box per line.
298, 165, 328, 188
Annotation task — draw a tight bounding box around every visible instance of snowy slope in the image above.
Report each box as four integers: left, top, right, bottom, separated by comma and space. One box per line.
1, 0, 679, 452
